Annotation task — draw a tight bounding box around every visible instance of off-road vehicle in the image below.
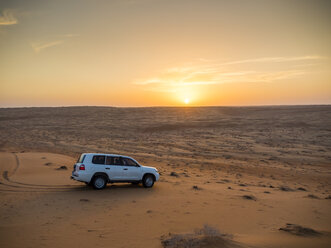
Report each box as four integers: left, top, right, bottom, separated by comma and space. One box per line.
71, 153, 159, 189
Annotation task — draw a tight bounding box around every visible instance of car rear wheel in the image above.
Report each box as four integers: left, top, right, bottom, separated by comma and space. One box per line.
92, 176, 107, 190
142, 174, 154, 188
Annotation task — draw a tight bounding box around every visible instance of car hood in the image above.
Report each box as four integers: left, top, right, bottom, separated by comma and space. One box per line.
142, 166, 157, 171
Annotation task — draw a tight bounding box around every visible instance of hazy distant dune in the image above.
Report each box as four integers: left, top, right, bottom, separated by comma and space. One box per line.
1, 106, 330, 168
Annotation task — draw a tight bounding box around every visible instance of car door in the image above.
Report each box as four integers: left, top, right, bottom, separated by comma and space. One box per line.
121, 157, 142, 180
105, 156, 123, 180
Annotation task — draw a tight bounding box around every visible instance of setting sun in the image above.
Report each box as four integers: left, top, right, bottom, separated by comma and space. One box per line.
184, 98, 190, 104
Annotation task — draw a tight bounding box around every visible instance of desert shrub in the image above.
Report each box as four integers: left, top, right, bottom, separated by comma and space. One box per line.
161, 225, 242, 248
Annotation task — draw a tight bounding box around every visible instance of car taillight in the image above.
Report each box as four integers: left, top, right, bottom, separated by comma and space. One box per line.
79, 164, 85, 170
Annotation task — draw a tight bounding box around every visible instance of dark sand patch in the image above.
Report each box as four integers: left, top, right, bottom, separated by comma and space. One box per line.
279, 186, 295, 192
55, 165, 68, 170
242, 195, 257, 201
306, 194, 320, 199
170, 172, 179, 177
279, 223, 322, 237
192, 185, 202, 190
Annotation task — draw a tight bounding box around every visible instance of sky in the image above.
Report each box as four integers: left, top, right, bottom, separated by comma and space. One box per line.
0, 0, 330, 107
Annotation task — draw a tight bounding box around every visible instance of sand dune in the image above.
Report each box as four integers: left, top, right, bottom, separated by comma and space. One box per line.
0, 106, 330, 247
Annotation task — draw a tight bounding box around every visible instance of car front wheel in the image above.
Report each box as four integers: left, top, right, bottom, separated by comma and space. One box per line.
92, 176, 107, 190
142, 174, 155, 188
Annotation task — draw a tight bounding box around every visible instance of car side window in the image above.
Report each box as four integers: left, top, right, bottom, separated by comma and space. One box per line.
113, 157, 123, 166
92, 155, 105, 165
122, 158, 138, 166
105, 156, 113, 165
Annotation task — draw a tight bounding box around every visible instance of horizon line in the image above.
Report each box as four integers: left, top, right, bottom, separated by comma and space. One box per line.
1, 103, 331, 109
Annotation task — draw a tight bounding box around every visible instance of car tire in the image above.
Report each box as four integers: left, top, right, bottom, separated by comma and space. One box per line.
92, 175, 107, 190
142, 174, 154, 188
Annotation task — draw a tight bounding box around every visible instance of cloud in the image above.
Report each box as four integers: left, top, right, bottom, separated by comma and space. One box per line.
219, 56, 325, 66
30, 34, 79, 53
31, 40, 64, 53
0, 9, 17, 26
134, 56, 326, 92
61, 33, 80, 38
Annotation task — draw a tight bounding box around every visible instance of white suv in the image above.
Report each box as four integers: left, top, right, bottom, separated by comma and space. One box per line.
71, 153, 160, 189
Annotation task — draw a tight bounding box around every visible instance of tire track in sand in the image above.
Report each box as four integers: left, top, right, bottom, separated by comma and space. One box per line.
0, 153, 86, 193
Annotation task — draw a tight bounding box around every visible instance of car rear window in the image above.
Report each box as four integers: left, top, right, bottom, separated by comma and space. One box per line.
92, 155, 106, 164
77, 154, 86, 163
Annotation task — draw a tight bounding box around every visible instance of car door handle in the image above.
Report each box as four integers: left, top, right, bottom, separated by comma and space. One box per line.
123, 168, 128, 170
105, 168, 110, 170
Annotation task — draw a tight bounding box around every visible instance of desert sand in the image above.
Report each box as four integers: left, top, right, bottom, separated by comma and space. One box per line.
0, 105, 330, 248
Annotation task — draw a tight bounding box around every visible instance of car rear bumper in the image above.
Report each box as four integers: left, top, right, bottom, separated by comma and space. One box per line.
71, 171, 91, 183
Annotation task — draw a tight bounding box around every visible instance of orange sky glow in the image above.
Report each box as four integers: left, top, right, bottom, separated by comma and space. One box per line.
0, 0, 330, 107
